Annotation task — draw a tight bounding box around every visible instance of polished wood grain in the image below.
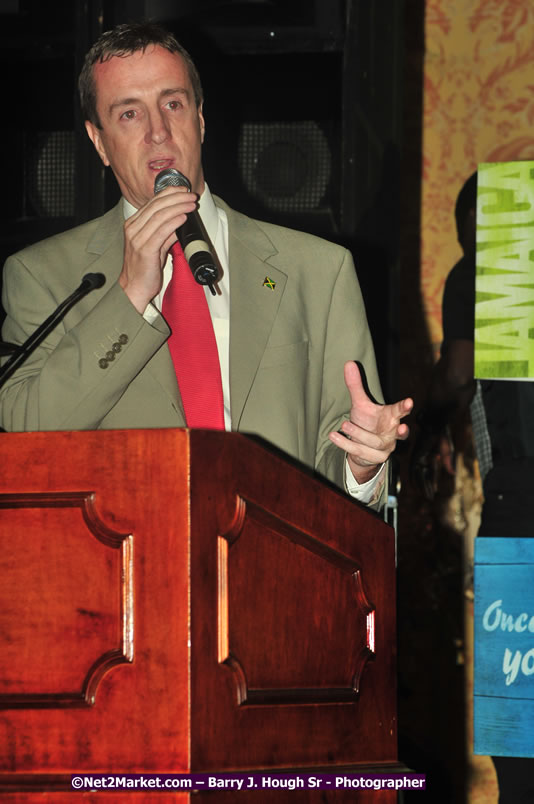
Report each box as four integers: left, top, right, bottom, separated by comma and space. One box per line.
188, 431, 397, 773
0, 429, 399, 802
0, 492, 133, 708
0, 429, 191, 779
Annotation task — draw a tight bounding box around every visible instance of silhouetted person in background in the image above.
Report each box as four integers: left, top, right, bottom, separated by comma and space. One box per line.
412, 171, 534, 803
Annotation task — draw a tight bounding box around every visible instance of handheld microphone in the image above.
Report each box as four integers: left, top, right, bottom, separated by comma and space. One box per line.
0, 273, 106, 390
154, 168, 219, 295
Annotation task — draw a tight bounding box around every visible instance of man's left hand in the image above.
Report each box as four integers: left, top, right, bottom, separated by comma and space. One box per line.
329, 361, 413, 484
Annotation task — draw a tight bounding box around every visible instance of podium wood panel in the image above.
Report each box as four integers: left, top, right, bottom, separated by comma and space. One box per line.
0, 429, 398, 800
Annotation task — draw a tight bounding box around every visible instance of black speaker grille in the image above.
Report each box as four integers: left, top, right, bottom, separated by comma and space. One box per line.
238, 121, 332, 213
25, 131, 75, 218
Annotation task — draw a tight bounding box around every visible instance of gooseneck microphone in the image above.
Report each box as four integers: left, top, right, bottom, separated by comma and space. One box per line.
154, 168, 219, 295
0, 272, 106, 390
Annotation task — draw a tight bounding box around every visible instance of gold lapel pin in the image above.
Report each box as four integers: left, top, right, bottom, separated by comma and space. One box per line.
263, 276, 276, 290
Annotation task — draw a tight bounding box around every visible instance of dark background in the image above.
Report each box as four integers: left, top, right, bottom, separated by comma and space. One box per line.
0, 1, 468, 800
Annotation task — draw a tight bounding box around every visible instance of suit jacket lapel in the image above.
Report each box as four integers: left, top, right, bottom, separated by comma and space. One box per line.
221, 202, 287, 429
86, 198, 290, 430
87, 203, 186, 425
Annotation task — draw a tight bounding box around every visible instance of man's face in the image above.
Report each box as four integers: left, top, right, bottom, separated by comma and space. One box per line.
85, 45, 205, 208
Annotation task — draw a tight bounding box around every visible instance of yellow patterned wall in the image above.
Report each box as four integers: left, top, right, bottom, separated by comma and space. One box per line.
423, 0, 534, 348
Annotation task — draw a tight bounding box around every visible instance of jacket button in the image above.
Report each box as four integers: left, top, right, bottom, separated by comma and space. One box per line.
111, 342, 122, 353
98, 358, 108, 369
118, 334, 128, 345
105, 350, 115, 361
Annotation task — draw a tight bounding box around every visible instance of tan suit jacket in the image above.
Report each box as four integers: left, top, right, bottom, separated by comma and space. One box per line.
0, 197, 384, 494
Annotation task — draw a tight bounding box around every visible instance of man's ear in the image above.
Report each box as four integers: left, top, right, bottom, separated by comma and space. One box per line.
85, 120, 110, 166
198, 102, 205, 144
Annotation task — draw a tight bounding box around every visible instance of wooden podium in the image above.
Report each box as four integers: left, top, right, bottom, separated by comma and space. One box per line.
0, 429, 400, 801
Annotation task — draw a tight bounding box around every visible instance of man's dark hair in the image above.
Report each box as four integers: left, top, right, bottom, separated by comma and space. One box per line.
79, 21, 203, 128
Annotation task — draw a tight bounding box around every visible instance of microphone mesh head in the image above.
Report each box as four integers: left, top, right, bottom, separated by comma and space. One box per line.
82, 272, 106, 289
154, 168, 191, 194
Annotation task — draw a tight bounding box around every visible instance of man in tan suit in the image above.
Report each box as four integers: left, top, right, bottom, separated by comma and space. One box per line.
0, 22, 411, 505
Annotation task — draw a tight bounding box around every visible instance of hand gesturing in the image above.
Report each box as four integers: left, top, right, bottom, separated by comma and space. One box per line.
329, 361, 413, 484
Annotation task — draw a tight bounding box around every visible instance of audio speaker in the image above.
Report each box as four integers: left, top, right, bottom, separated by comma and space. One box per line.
24, 131, 75, 218
238, 121, 332, 214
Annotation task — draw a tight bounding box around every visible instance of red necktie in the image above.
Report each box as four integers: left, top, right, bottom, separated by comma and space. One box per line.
162, 242, 225, 429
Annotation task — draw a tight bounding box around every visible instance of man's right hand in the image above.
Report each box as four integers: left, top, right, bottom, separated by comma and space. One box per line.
119, 186, 198, 313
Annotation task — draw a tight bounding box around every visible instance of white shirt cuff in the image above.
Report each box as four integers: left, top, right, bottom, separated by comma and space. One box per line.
345, 459, 386, 505
143, 302, 160, 325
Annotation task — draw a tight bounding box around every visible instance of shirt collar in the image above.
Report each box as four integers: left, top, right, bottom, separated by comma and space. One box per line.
122, 183, 219, 245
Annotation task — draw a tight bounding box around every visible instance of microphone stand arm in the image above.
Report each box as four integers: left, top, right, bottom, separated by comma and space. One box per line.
0, 273, 105, 391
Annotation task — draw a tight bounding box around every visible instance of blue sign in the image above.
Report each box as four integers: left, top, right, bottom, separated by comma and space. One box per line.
474, 538, 534, 757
